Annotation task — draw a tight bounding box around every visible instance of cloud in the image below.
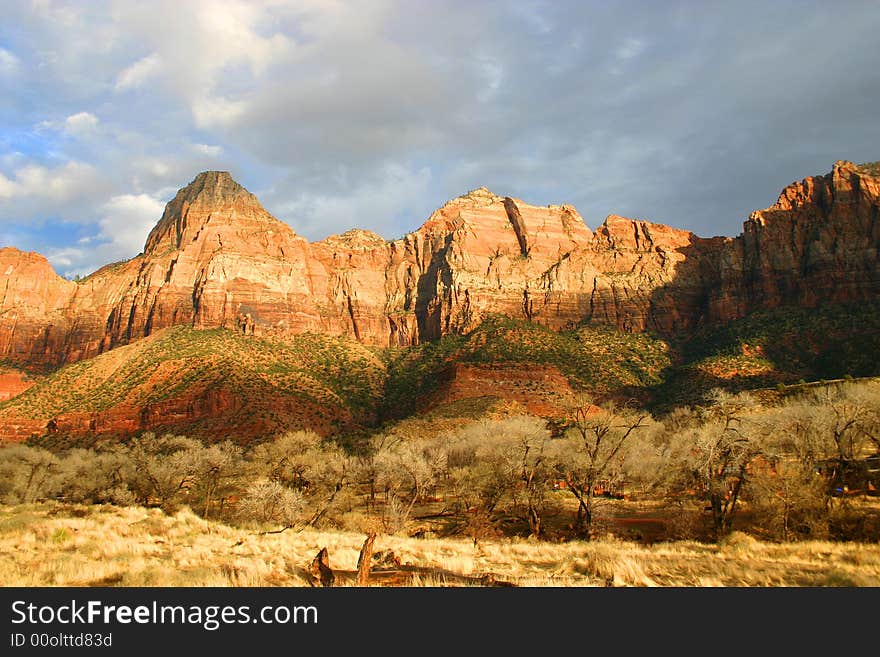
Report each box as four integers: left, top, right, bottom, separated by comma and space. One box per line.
115, 53, 162, 91
0, 47, 19, 74
45, 192, 165, 277
63, 111, 99, 135
615, 38, 645, 61
1, 0, 879, 278
191, 96, 248, 129
0, 172, 16, 199
0, 161, 102, 204
99, 193, 165, 254
192, 143, 223, 157
34, 111, 100, 137
265, 162, 433, 240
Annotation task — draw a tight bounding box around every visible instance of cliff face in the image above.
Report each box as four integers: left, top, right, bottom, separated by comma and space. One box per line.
710, 160, 880, 321
1, 161, 878, 371
0, 248, 77, 367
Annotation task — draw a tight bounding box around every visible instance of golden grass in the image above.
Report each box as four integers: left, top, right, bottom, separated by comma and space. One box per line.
1, 503, 879, 587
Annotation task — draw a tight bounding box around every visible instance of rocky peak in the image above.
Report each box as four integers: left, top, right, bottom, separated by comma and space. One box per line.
0, 159, 877, 380
143, 171, 291, 255
594, 214, 695, 252
179, 171, 245, 202
0, 247, 72, 293
445, 186, 504, 208
318, 229, 388, 251
749, 159, 880, 225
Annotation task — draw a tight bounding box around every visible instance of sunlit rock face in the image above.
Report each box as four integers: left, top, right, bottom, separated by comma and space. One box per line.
1, 161, 878, 370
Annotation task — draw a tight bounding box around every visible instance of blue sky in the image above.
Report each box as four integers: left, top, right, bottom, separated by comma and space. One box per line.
1, 1, 879, 278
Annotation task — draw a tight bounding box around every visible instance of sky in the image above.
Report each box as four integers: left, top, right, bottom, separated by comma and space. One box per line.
1, 1, 879, 278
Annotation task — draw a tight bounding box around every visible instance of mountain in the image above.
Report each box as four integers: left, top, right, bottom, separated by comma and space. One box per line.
0, 160, 878, 443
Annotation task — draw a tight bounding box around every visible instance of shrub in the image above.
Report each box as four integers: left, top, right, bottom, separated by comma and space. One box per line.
234, 480, 305, 528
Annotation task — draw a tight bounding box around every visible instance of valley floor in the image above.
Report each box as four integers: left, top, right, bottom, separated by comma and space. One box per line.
2, 503, 879, 587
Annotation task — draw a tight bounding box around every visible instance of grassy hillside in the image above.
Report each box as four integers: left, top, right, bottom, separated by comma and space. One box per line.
382, 316, 672, 419
3, 300, 879, 440
0, 326, 386, 440
653, 301, 880, 408
383, 301, 880, 417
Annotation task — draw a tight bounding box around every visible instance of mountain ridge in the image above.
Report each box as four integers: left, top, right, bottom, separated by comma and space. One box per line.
0, 159, 877, 370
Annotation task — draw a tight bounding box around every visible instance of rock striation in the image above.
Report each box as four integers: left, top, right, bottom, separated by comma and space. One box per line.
1, 162, 878, 372
709, 160, 880, 321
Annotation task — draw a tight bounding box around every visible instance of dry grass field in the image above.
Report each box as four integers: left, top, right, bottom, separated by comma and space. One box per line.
2, 502, 879, 587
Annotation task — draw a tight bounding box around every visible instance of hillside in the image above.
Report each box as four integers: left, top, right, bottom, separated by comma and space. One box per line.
653, 300, 880, 409
0, 317, 674, 442
382, 316, 671, 420
0, 327, 385, 443
4, 296, 880, 444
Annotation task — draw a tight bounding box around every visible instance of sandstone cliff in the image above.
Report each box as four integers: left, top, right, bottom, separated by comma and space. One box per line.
710, 160, 880, 320
0, 161, 877, 371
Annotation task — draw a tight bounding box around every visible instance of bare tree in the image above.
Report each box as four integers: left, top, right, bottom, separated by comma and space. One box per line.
191, 441, 244, 518
123, 433, 206, 512
235, 479, 305, 531
444, 416, 554, 539
664, 391, 760, 540
554, 396, 648, 538
512, 426, 557, 538
247, 430, 323, 489
0, 445, 60, 503
53, 447, 134, 505
352, 432, 403, 509
741, 402, 832, 540
374, 440, 446, 532
809, 383, 879, 493
246, 431, 354, 528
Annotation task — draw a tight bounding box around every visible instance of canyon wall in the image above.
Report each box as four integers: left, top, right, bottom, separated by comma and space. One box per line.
1, 161, 877, 370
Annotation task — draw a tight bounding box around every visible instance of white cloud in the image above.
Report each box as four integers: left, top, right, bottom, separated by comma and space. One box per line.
44, 246, 82, 270
191, 96, 248, 129
192, 143, 223, 157
0, 161, 112, 227
63, 111, 99, 135
115, 53, 162, 91
33, 111, 99, 137
193, 2, 291, 76
46, 193, 165, 277
0, 47, 20, 74
616, 37, 645, 61
477, 57, 503, 103
0, 161, 100, 202
0, 173, 16, 199
270, 163, 433, 240
99, 193, 165, 255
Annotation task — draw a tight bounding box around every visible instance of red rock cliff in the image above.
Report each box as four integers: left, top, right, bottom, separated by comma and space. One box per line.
710, 160, 880, 320
0, 162, 878, 370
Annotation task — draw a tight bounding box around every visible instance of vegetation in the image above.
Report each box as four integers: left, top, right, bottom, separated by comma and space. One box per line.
382, 316, 671, 419
857, 161, 880, 176
653, 301, 880, 409
4, 301, 879, 442
3, 379, 878, 548
2, 502, 879, 587
2, 301, 880, 589
0, 326, 386, 440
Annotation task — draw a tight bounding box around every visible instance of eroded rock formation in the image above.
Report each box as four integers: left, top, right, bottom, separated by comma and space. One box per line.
1, 161, 878, 372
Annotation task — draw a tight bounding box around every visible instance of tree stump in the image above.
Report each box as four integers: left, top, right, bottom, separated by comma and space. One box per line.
309, 547, 335, 587
356, 532, 377, 586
